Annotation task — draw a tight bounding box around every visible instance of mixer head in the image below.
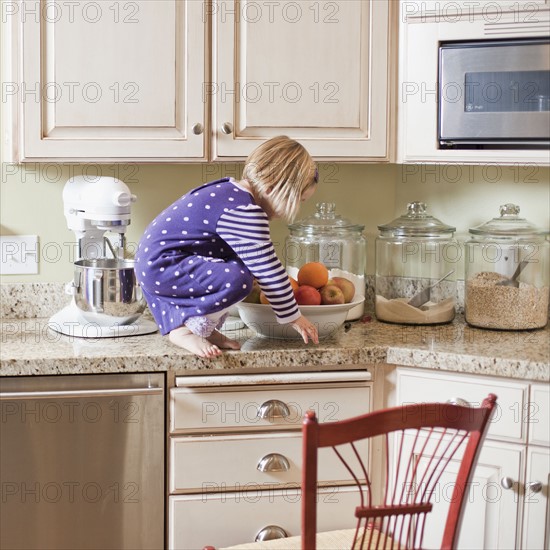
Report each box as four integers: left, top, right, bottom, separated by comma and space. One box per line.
63, 176, 137, 260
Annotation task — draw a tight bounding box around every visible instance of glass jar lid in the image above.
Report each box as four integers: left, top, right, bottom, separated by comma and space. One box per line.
377, 202, 455, 237
469, 204, 549, 237
288, 202, 365, 235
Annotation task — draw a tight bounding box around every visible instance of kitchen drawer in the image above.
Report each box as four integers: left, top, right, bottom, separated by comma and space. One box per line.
169, 486, 361, 550
170, 431, 369, 493
530, 383, 550, 446
396, 368, 528, 443
170, 372, 371, 433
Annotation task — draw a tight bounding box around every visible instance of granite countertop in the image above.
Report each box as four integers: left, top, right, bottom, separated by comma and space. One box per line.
1, 314, 548, 382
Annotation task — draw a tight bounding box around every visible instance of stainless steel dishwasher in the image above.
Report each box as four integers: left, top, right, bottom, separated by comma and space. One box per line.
0, 372, 165, 550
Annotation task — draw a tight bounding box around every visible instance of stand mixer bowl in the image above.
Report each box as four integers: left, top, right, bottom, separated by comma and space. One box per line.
73, 259, 146, 326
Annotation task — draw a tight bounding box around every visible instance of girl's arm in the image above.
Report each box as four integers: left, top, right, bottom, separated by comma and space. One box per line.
217, 204, 301, 325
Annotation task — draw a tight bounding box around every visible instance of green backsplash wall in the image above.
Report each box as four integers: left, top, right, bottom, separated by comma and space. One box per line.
1, 162, 548, 283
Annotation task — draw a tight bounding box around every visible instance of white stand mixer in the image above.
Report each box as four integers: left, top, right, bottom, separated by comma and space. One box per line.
48, 176, 158, 338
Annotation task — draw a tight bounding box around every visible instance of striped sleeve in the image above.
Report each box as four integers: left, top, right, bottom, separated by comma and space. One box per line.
217, 204, 301, 324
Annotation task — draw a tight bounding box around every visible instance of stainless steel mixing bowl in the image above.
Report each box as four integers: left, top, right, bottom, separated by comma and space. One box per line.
74, 259, 146, 325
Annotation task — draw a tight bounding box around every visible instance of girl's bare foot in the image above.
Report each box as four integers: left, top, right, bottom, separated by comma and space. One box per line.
208, 329, 241, 350
168, 326, 222, 358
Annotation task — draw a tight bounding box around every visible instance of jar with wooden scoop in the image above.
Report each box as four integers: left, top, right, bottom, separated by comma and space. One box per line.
375, 202, 457, 325
465, 204, 549, 330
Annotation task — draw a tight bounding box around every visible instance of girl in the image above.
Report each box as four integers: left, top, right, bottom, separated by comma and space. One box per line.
135, 136, 320, 358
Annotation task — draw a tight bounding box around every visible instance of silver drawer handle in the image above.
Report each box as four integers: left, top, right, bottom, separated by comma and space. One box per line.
501, 477, 514, 490
446, 397, 471, 407
221, 122, 233, 135
257, 453, 290, 473
255, 525, 288, 541
526, 481, 543, 494
257, 399, 290, 420
192, 123, 204, 135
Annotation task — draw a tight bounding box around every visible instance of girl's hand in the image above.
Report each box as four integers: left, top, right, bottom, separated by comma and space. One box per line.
290, 315, 319, 344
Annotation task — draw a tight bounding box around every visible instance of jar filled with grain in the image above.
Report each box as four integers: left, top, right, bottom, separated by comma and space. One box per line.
375, 202, 457, 325
465, 204, 549, 330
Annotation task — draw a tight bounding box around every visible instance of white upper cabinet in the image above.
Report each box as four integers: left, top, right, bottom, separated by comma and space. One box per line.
5, 0, 395, 162
8, 0, 208, 162
213, 0, 394, 160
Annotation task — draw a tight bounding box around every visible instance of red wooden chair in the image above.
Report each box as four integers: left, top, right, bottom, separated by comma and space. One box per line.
210, 393, 497, 550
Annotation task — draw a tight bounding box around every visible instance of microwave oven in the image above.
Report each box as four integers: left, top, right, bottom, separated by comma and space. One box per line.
439, 38, 550, 148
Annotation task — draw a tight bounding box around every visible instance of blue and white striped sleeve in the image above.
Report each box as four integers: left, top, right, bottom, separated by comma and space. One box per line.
217, 204, 301, 324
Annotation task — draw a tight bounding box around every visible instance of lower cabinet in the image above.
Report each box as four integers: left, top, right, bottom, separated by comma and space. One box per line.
393, 367, 550, 550
165, 367, 547, 549
522, 446, 550, 549
396, 433, 523, 549
522, 383, 550, 549
167, 370, 372, 550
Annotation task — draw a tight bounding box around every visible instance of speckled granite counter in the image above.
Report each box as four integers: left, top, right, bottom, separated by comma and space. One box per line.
1, 314, 548, 381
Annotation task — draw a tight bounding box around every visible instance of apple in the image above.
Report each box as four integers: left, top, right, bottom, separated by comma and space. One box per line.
331, 277, 356, 303
294, 285, 322, 306
320, 284, 345, 305
243, 280, 261, 303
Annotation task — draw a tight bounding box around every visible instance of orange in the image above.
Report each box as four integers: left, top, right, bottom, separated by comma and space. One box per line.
259, 291, 270, 305
297, 262, 329, 289
289, 276, 299, 291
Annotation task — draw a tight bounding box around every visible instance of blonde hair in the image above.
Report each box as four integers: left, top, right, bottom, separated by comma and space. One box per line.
242, 136, 317, 222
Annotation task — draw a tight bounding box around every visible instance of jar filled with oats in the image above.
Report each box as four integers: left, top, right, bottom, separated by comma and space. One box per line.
465, 204, 549, 330
375, 202, 457, 325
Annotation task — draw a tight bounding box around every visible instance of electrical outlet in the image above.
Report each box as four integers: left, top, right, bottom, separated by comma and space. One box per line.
0, 235, 39, 275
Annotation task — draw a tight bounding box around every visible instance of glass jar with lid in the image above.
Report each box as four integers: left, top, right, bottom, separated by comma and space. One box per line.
465, 204, 549, 330
375, 202, 457, 325
285, 202, 366, 319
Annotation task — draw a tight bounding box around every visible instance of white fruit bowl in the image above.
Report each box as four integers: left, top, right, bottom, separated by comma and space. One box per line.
236, 298, 365, 340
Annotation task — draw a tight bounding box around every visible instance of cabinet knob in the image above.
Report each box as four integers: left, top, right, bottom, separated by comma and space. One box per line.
446, 397, 471, 407
221, 122, 233, 135
258, 399, 290, 421
192, 123, 204, 135
526, 481, 543, 494
255, 525, 288, 541
257, 453, 291, 473
500, 477, 514, 490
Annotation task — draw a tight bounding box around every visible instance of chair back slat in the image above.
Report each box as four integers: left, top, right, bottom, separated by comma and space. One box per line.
302, 394, 497, 550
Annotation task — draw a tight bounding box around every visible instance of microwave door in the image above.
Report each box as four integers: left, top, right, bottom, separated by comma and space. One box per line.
439, 40, 550, 144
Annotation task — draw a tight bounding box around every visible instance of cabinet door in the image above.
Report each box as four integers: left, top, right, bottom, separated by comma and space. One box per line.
18, 0, 207, 161
213, 0, 393, 160
394, 435, 523, 550
522, 446, 550, 550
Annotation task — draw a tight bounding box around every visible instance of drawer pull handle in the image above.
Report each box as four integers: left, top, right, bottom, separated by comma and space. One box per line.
255, 525, 288, 541
500, 477, 514, 490
526, 481, 543, 494
192, 123, 204, 135
257, 453, 290, 473
258, 400, 290, 420
446, 397, 471, 407
221, 122, 233, 135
